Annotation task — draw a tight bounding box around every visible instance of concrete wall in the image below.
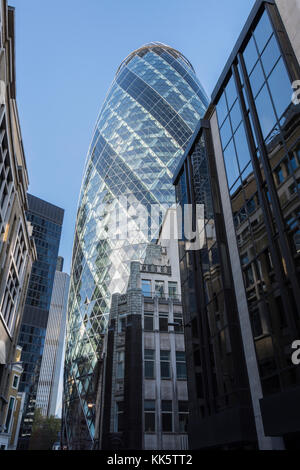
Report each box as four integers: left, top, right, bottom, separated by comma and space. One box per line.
275, 0, 300, 64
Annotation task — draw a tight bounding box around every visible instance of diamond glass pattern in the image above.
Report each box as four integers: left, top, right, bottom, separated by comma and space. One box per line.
63, 42, 208, 448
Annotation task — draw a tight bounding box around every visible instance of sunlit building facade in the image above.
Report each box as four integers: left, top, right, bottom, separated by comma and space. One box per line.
63, 43, 209, 448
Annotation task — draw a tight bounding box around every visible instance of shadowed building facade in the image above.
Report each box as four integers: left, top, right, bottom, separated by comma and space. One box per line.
63, 43, 209, 449
173, 0, 300, 450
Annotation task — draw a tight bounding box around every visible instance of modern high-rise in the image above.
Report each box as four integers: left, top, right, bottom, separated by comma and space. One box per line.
35, 261, 69, 418
0, 1, 36, 450
173, 0, 300, 450
17, 195, 64, 449
63, 43, 209, 449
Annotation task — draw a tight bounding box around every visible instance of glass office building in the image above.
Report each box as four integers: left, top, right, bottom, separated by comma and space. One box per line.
17, 194, 64, 449
173, 0, 300, 450
63, 43, 209, 448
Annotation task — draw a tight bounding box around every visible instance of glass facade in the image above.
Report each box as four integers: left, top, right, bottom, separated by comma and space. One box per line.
216, 5, 300, 399
174, 132, 255, 449
63, 42, 208, 448
174, 1, 300, 449
17, 194, 64, 449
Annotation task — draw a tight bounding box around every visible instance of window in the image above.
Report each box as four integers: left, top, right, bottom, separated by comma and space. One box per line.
142, 279, 151, 297
223, 139, 240, 188
144, 349, 155, 379
144, 400, 156, 432
275, 166, 284, 185
155, 281, 164, 298
118, 317, 126, 333
5, 397, 15, 433
115, 401, 124, 432
176, 352, 187, 380
159, 314, 169, 332
178, 401, 189, 432
116, 351, 125, 379
162, 400, 173, 432
160, 350, 171, 379
168, 282, 177, 299
144, 313, 154, 331
174, 314, 183, 333
12, 375, 19, 389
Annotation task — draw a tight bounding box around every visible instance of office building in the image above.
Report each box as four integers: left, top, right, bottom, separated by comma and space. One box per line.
173, 0, 300, 450
63, 43, 209, 448
0, 1, 36, 449
17, 195, 64, 449
98, 212, 188, 450
36, 263, 69, 418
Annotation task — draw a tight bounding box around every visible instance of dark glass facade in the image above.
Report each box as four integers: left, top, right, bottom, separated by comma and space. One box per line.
174, 0, 300, 450
17, 194, 64, 449
64, 43, 209, 449
174, 126, 257, 449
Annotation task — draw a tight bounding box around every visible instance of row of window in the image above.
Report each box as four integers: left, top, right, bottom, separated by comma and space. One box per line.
144, 312, 183, 333
144, 350, 187, 380
141, 279, 178, 298
115, 400, 189, 433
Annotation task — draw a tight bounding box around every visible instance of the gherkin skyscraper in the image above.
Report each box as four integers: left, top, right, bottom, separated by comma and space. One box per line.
63, 42, 209, 448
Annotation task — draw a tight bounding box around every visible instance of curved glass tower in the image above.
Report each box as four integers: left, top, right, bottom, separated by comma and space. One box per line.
63, 42, 209, 448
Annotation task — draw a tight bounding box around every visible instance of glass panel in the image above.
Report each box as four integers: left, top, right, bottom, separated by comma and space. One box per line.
225, 75, 238, 110
168, 281, 177, 299
145, 414, 155, 432
220, 116, 232, 150
255, 84, 277, 138
144, 400, 155, 411
261, 34, 281, 77
254, 10, 273, 53
155, 280, 164, 298
216, 92, 228, 126
161, 400, 172, 412
249, 61, 265, 98
159, 317, 169, 332
162, 413, 172, 432
234, 123, 252, 172
267, 58, 292, 120
243, 36, 258, 74
144, 316, 154, 331
230, 100, 242, 133
223, 139, 240, 188
142, 279, 151, 296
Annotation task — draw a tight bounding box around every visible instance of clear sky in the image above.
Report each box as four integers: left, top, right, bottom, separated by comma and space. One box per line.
9, 0, 256, 274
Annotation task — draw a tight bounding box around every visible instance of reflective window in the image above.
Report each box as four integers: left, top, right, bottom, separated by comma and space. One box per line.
261, 34, 281, 77
223, 139, 240, 188
255, 84, 277, 138
234, 123, 251, 172
267, 58, 291, 119
216, 92, 228, 126
226, 75, 238, 110
254, 10, 273, 53
142, 279, 152, 297
249, 61, 265, 98
243, 36, 258, 74
230, 100, 242, 132
220, 117, 232, 150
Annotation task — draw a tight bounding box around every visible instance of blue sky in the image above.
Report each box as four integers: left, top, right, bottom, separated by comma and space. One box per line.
9, 0, 255, 273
